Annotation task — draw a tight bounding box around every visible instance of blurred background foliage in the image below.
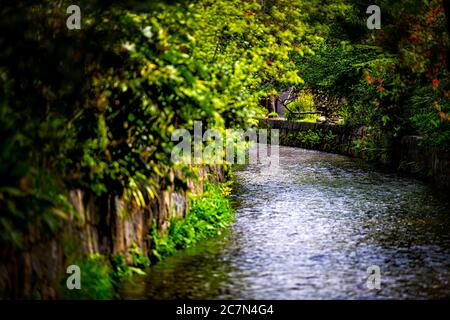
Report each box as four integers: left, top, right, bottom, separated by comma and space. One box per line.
287, 0, 449, 161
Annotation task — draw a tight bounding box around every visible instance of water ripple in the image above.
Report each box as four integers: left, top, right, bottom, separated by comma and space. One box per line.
122, 146, 450, 299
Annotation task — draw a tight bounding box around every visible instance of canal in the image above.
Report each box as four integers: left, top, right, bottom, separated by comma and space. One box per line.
122, 145, 450, 299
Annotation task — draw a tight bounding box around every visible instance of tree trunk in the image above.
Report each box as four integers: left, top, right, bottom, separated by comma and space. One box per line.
270, 96, 276, 114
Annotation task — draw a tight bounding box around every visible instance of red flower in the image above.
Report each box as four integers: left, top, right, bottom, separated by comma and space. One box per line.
365, 73, 373, 84
246, 11, 254, 16
377, 78, 383, 84
409, 33, 418, 41
433, 78, 439, 89
377, 85, 385, 91
266, 59, 273, 65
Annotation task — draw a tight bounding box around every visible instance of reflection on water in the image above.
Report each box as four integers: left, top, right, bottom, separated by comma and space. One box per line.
121, 146, 450, 299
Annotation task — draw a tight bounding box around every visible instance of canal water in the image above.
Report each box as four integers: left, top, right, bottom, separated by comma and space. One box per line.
122, 145, 450, 299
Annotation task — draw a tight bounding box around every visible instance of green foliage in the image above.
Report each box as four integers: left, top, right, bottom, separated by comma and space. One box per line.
111, 254, 147, 282
297, 43, 380, 95
285, 91, 316, 121
407, 85, 450, 150
295, 0, 450, 159
0, 1, 237, 248
353, 134, 382, 162
298, 130, 322, 148
0, 0, 343, 249
324, 130, 338, 148
151, 183, 234, 261
129, 242, 151, 268
285, 129, 337, 151
110, 241, 151, 282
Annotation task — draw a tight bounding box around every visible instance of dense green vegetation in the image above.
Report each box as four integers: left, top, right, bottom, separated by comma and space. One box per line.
0, 0, 449, 299
151, 183, 234, 261
283, 129, 338, 151
0, 0, 337, 248
291, 0, 450, 161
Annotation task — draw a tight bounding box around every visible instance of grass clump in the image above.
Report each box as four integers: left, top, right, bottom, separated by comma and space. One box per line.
151, 182, 234, 261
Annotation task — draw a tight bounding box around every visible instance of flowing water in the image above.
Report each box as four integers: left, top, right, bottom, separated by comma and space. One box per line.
122, 145, 450, 299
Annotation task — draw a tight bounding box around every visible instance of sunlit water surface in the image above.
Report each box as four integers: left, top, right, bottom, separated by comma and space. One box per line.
122, 146, 450, 299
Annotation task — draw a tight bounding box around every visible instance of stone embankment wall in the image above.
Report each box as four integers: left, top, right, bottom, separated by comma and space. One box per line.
260, 119, 450, 188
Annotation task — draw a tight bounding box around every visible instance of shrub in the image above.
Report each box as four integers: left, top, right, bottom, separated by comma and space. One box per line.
285, 91, 317, 122
151, 183, 234, 262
